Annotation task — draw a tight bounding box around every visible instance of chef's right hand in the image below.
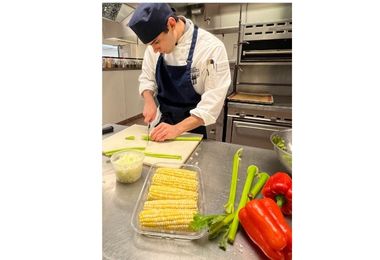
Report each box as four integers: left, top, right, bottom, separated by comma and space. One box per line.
142, 90, 157, 124
143, 101, 157, 124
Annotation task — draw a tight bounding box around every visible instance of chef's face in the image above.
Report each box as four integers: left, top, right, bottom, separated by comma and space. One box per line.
149, 18, 177, 54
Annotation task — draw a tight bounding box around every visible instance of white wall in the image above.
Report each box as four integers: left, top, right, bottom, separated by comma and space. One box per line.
102, 70, 144, 124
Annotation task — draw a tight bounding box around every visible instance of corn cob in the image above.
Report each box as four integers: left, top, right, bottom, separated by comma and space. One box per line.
138, 167, 200, 232
140, 208, 197, 218
139, 209, 197, 231
141, 224, 192, 231
147, 185, 198, 201
152, 173, 198, 191
155, 167, 198, 181
143, 199, 198, 210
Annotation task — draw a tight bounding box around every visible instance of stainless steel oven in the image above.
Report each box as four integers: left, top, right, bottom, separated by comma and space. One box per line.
224, 18, 292, 148
226, 101, 291, 149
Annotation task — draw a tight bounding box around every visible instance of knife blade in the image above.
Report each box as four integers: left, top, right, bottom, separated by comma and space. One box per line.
147, 123, 151, 146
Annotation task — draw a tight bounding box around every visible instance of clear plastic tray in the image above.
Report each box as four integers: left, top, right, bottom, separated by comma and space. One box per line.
131, 162, 206, 240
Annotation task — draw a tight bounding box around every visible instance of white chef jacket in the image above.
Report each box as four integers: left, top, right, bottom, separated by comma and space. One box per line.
138, 18, 231, 126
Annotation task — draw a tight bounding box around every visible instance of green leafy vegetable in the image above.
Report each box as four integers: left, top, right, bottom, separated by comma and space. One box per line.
218, 227, 230, 250
190, 213, 226, 231
208, 213, 234, 240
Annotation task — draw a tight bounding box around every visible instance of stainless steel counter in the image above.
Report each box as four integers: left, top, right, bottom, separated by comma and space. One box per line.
103, 124, 291, 260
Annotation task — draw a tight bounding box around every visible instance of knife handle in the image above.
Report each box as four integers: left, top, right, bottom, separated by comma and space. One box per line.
102, 126, 114, 135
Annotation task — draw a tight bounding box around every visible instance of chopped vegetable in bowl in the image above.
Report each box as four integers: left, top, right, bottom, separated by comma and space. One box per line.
272, 135, 287, 151
270, 129, 292, 173
110, 150, 145, 183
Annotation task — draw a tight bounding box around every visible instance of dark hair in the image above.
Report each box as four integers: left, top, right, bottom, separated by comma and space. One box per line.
163, 15, 179, 33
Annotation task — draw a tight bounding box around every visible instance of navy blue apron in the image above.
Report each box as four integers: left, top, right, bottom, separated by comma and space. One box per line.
155, 25, 207, 138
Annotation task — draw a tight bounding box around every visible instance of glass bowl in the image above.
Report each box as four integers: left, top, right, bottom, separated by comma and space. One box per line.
270, 129, 292, 173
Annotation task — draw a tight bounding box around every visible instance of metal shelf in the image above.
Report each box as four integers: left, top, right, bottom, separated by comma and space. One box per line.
206, 26, 239, 34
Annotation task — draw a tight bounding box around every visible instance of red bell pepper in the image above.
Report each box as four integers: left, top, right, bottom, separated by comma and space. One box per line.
262, 172, 292, 215
238, 198, 292, 260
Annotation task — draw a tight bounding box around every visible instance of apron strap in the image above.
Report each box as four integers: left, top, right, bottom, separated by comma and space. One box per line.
186, 25, 198, 68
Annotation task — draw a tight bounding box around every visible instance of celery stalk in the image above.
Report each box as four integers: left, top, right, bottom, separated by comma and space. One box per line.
143, 151, 182, 160
103, 147, 145, 156
140, 135, 202, 141
248, 172, 269, 200
103, 147, 181, 159
227, 166, 268, 244
208, 213, 234, 240
218, 227, 230, 250
224, 148, 243, 214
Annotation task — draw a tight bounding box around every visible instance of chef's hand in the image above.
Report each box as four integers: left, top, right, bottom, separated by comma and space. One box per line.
142, 90, 156, 124
150, 123, 182, 142
143, 102, 156, 124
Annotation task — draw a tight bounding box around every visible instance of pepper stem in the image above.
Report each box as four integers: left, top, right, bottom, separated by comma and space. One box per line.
275, 195, 285, 208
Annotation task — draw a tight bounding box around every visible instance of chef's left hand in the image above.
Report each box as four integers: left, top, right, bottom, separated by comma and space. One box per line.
150, 122, 182, 142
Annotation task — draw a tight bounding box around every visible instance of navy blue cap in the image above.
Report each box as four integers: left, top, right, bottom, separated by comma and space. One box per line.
128, 3, 174, 44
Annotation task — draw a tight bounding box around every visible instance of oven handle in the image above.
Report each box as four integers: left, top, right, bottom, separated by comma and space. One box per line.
235, 122, 287, 131
242, 49, 292, 56
228, 114, 292, 126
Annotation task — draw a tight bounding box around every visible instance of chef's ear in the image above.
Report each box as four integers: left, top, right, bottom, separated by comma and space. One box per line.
167, 17, 176, 29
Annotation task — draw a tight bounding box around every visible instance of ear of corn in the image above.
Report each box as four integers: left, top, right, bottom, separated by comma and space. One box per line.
147, 185, 198, 201
152, 173, 198, 191
139, 209, 197, 231
143, 199, 197, 210
139, 167, 200, 232
155, 167, 198, 181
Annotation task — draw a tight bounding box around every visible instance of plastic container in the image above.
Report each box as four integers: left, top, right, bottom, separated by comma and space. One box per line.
110, 150, 145, 183
131, 162, 206, 240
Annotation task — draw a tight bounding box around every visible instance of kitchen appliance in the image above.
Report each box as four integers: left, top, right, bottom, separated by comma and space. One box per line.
225, 18, 292, 148
240, 19, 292, 64
226, 99, 291, 149
102, 3, 139, 45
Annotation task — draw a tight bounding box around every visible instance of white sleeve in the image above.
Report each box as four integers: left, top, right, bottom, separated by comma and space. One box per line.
190, 45, 231, 126
138, 47, 158, 96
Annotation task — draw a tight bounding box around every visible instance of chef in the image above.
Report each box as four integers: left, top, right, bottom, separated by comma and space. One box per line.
128, 3, 231, 141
